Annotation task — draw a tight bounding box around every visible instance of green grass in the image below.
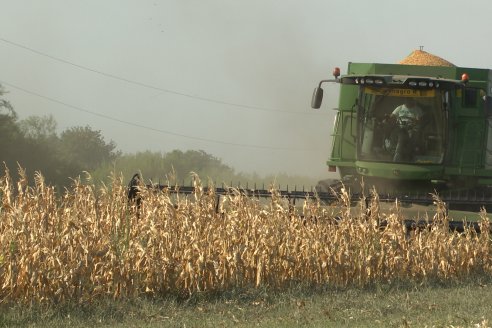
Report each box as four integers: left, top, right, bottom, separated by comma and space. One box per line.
2, 278, 492, 327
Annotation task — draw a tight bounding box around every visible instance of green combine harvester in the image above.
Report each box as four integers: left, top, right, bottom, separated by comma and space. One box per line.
312, 50, 492, 212
132, 50, 492, 232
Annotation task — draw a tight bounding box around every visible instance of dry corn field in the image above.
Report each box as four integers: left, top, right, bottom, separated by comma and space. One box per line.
1, 167, 492, 305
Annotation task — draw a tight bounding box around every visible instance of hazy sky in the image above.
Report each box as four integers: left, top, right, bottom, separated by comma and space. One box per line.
1, 0, 491, 178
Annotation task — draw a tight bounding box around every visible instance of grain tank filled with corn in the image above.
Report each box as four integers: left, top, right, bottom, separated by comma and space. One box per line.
312, 49, 492, 211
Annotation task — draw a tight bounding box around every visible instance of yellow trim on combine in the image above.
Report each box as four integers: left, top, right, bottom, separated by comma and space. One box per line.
365, 87, 436, 97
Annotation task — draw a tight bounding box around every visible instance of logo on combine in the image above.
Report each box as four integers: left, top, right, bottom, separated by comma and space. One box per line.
365, 87, 435, 97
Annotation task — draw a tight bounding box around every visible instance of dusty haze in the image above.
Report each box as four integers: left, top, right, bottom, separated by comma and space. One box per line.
1, 0, 491, 178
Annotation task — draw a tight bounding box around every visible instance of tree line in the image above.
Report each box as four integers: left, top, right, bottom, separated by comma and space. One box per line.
1, 85, 320, 189
1, 112, 119, 187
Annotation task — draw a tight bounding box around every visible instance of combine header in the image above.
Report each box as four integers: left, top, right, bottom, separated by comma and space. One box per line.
128, 175, 492, 234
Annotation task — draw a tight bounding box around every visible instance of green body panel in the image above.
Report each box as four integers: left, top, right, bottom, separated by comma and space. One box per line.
346, 62, 490, 84
329, 81, 357, 165
347, 63, 456, 79
449, 117, 485, 167
329, 111, 356, 162
327, 61, 492, 189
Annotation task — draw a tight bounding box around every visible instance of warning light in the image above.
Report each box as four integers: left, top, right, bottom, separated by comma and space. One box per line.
333, 67, 341, 79
461, 73, 469, 83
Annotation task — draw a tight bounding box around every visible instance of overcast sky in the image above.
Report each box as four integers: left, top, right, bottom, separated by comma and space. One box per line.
1, 0, 491, 178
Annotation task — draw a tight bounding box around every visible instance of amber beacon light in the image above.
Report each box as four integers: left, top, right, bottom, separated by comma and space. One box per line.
333, 67, 340, 79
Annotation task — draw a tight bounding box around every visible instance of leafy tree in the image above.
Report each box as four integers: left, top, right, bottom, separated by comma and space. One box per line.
92, 149, 239, 185
59, 126, 121, 171
0, 87, 120, 187
19, 114, 57, 140
17, 115, 77, 186
163, 149, 236, 180
0, 86, 24, 169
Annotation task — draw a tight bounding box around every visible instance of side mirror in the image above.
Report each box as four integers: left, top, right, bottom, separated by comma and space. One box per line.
311, 87, 324, 109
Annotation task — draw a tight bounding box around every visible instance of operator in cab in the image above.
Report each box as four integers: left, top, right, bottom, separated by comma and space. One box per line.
386, 98, 423, 162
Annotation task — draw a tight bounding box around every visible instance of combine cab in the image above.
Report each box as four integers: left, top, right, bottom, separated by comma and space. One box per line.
312, 50, 492, 211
